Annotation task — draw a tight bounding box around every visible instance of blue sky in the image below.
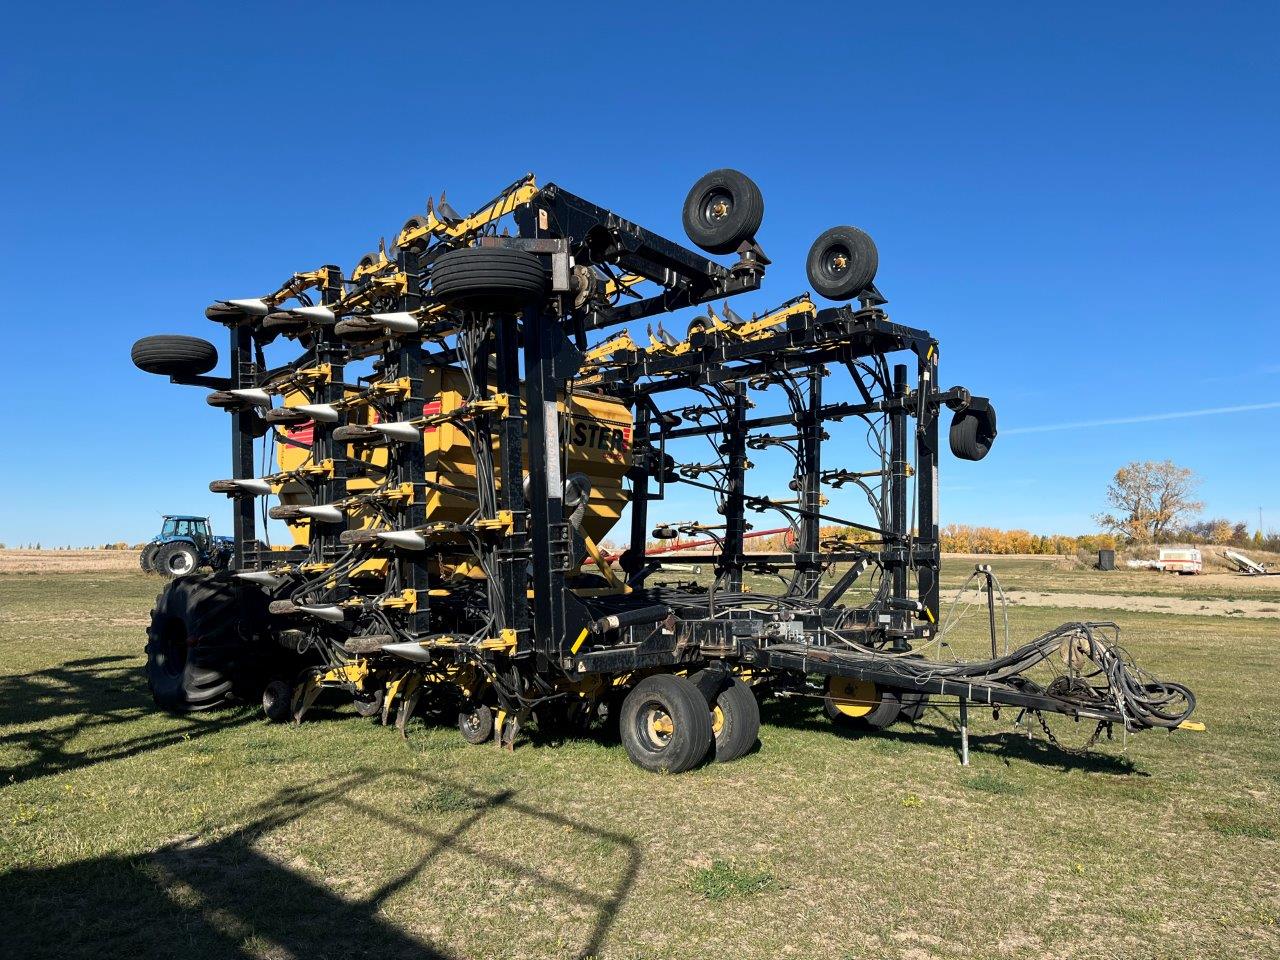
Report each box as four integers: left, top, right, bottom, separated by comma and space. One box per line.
1, 2, 1276, 546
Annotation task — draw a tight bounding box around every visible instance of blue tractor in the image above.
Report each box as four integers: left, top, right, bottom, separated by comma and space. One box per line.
139, 515, 234, 578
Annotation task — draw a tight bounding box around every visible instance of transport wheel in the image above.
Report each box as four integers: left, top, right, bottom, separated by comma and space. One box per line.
619, 674, 713, 773
353, 689, 384, 718
154, 542, 199, 578
949, 403, 998, 461
806, 226, 878, 301
145, 572, 265, 712
682, 169, 764, 254
458, 703, 494, 744
139, 543, 159, 574
130, 334, 218, 377
709, 677, 760, 762
431, 247, 548, 310
823, 676, 902, 730
262, 680, 292, 722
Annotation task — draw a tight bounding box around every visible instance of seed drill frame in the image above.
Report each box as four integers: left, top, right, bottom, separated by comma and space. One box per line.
133, 171, 1196, 769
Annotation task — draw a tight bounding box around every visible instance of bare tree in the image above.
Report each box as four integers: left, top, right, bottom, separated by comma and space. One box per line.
1094, 460, 1203, 542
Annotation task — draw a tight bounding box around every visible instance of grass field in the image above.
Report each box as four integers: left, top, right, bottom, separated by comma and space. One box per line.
2, 567, 1278, 959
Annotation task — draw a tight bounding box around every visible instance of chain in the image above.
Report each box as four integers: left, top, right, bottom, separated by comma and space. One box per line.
1032, 710, 1108, 755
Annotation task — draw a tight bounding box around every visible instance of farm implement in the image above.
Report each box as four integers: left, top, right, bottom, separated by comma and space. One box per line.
130, 169, 1196, 770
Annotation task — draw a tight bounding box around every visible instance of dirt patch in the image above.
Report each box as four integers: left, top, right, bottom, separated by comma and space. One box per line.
0, 549, 141, 574
990, 589, 1280, 619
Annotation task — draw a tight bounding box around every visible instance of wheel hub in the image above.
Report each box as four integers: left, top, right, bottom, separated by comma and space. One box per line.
704, 190, 733, 223
826, 246, 851, 275
642, 703, 674, 745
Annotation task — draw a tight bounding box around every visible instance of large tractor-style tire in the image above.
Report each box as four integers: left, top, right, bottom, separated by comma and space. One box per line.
139, 543, 159, 574
709, 676, 760, 762
130, 335, 218, 378
806, 226, 879, 301
619, 674, 713, 773
949, 401, 998, 462
430, 247, 548, 310
153, 541, 200, 578
144, 572, 268, 712
682, 169, 765, 254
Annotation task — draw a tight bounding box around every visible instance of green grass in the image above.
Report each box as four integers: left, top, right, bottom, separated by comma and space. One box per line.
689, 859, 776, 900
1, 571, 1278, 959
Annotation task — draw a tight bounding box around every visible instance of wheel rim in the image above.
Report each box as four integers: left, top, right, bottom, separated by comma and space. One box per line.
823, 244, 851, 280
702, 189, 734, 224
827, 677, 879, 717
462, 708, 485, 735
637, 700, 675, 749
711, 704, 725, 737
168, 551, 194, 575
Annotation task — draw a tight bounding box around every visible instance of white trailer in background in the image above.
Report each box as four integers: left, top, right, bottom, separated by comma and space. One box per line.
1158, 547, 1203, 575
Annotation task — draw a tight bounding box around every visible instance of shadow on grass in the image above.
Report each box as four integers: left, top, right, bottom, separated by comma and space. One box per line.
760, 695, 1143, 775
0, 653, 251, 788
1, 767, 641, 960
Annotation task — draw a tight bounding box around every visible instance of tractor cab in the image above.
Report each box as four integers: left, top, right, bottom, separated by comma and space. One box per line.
160, 515, 212, 548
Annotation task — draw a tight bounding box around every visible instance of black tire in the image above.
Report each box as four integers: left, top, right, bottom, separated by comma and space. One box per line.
139, 543, 159, 574
262, 679, 292, 722
458, 703, 494, 744
682, 169, 764, 255
353, 689, 385, 718
949, 402, 998, 461
154, 542, 200, 579
806, 226, 878, 301
397, 215, 430, 252
131, 335, 218, 378
710, 677, 760, 762
860, 688, 902, 730
619, 674, 713, 773
145, 572, 267, 712
431, 247, 547, 310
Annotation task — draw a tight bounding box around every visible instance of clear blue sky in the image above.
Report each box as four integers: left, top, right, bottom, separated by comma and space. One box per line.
2, 2, 1276, 546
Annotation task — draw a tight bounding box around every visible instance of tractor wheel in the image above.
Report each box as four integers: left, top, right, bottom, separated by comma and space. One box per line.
682, 169, 764, 254
430, 247, 548, 311
619, 674, 713, 773
458, 703, 494, 744
806, 226, 878, 301
145, 572, 266, 712
709, 676, 760, 762
154, 542, 199, 578
139, 543, 159, 574
131, 335, 219, 378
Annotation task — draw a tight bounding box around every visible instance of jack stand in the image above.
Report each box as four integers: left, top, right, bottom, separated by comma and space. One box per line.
959, 695, 970, 766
